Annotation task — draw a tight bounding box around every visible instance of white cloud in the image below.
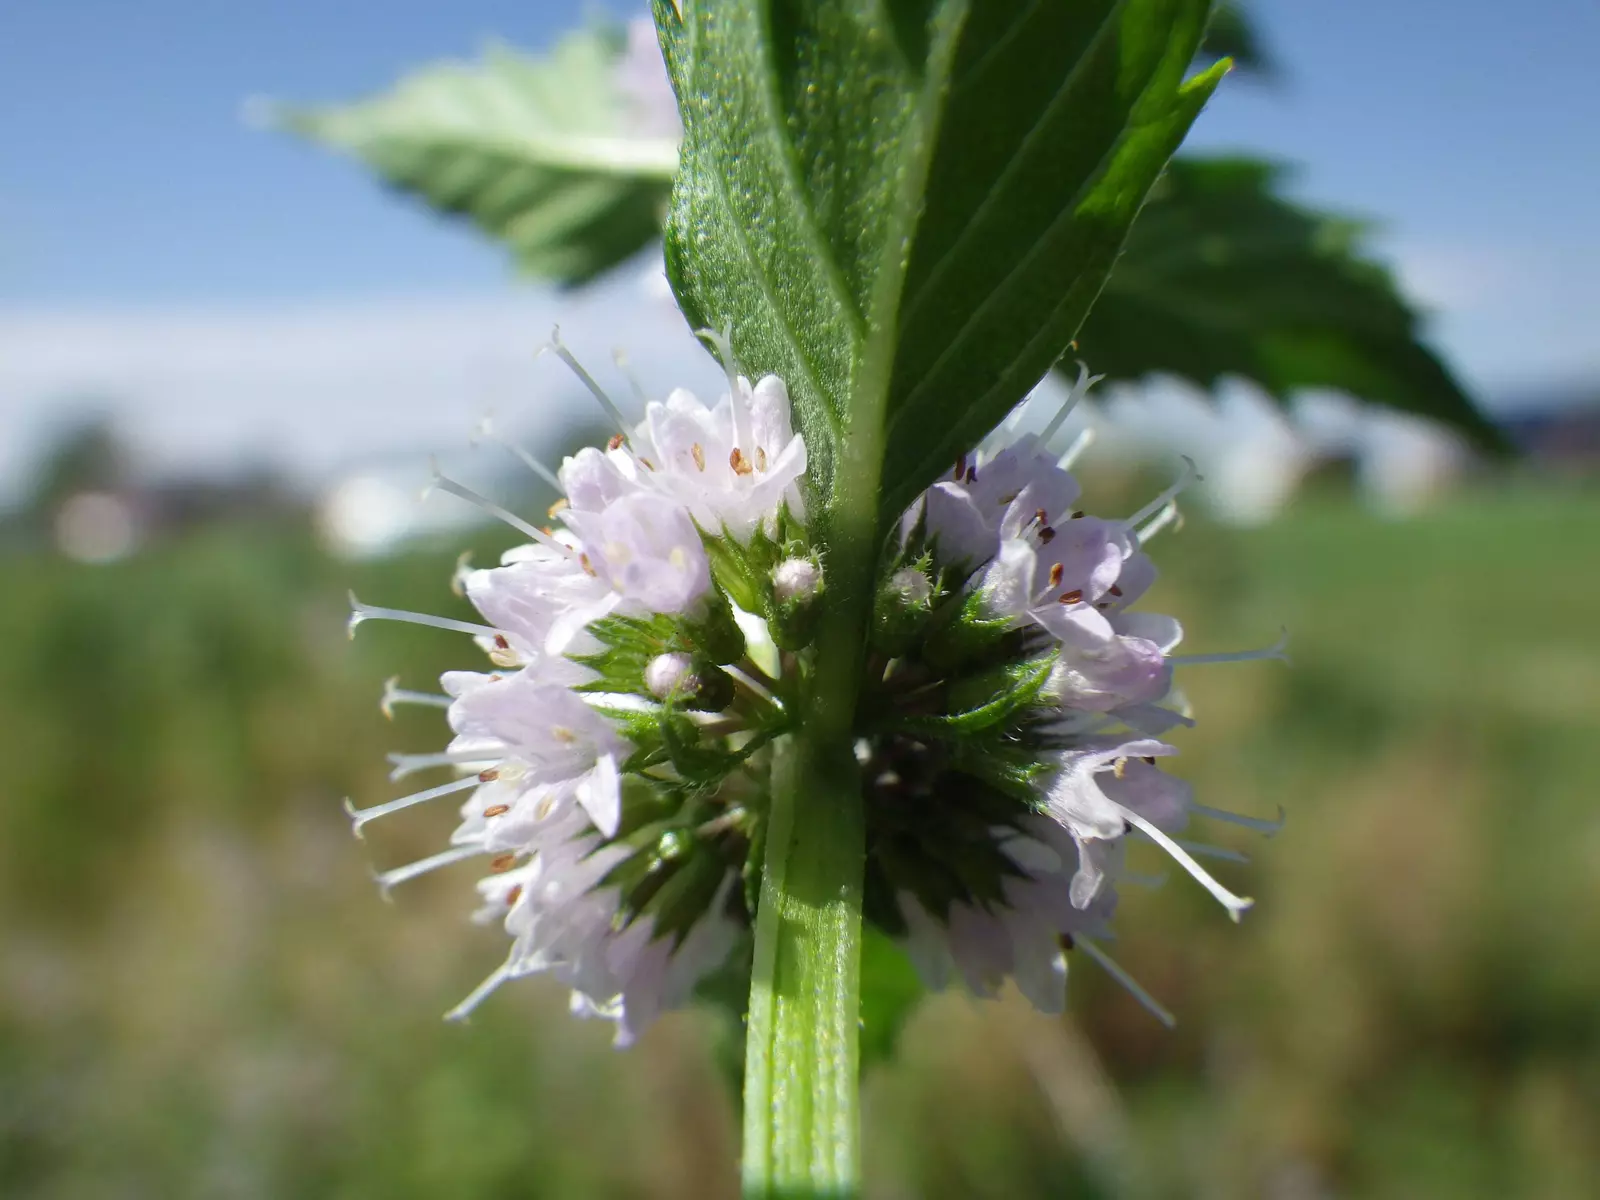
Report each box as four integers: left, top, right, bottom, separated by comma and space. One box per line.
0, 278, 722, 502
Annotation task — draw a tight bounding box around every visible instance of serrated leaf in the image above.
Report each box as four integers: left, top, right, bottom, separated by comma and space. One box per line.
277, 29, 675, 286
1076, 155, 1509, 450
658, 0, 1223, 530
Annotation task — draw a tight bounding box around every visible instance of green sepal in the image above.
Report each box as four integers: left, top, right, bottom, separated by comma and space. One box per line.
912, 651, 1059, 735
681, 591, 746, 665
660, 709, 743, 786
871, 554, 937, 658
921, 587, 1017, 670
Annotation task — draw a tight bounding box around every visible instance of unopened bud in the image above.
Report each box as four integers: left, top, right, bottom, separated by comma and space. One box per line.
646, 652, 698, 699
873, 565, 936, 656
771, 556, 822, 604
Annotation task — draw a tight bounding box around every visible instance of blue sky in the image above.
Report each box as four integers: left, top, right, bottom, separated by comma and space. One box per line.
1, 1, 1596, 484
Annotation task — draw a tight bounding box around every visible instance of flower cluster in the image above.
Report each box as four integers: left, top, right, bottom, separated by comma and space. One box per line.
351, 346, 1284, 1041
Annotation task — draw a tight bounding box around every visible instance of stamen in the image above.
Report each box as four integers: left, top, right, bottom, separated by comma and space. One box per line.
1134, 500, 1182, 545
1115, 807, 1254, 921
1075, 936, 1176, 1029
1048, 562, 1064, 588
691, 442, 706, 472
730, 447, 753, 476
374, 844, 480, 898
1125, 457, 1199, 530
612, 348, 651, 407
546, 327, 629, 436
1136, 834, 1250, 864
1168, 629, 1290, 667
1193, 803, 1286, 837
425, 466, 573, 556
380, 677, 451, 718
1038, 525, 1056, 544
444, 962, 513, 1023
696, 324, 753, 456
385, 749, 503, 781
1058, 589, 1083, 604
472, 415, 563, 491
343, 775, 482, 838
483, 804, 511, 817
1039, 361, 1104, 443
349, 593, 500, 641
1056, 425, 1096, 471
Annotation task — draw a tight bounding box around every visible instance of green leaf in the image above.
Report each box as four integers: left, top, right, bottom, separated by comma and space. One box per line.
857, 926, 924, 1068
1077, 156, 1509, 451
661, 1, 1225, 526
275, 28, 675, 286
656, 3, 1222, 1194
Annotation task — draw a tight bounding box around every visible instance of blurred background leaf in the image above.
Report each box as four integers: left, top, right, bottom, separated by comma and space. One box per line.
1078, 156, 1509, 451
276, 7, 1504, 450
275, 27, 677, 286
1198, 1, 1278, 77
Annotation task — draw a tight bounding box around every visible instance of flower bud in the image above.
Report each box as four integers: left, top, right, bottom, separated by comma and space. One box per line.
873, 565, 936, 656
768, 556, 823, 650
645, 651, 735, 712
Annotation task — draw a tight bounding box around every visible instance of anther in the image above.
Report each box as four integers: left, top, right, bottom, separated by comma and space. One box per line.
1048, 563, 1064, 588
490, 854, 516, 872
1109, 585, 1123, 597
1071, 510, 1085, 519
1058, 589, 1082, 604
755, 447, 767, 471
483, 803, 510, 817
1038, 525, 1056, 544
608, 432, 626, 451
504, 884, 523, 907
730, 447, 753, 476
1142, 755, 1156, 765
478, 768, 500, 783
691, 443, 706, 471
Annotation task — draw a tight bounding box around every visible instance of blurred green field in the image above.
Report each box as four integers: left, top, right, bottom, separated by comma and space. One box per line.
2, 481, 1597, 1199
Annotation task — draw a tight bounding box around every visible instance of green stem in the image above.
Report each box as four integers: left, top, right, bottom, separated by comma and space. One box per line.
742, 730, 865, 1198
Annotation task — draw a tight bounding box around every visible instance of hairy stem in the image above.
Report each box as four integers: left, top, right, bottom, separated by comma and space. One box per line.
742, 731, 865, 1197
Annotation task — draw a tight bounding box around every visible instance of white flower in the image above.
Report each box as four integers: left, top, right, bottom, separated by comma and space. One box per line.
563, 491, 712, 616
627, 374, 808, 538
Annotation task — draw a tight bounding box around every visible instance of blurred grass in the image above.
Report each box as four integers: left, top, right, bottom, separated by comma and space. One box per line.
1, 481, 1597, 1198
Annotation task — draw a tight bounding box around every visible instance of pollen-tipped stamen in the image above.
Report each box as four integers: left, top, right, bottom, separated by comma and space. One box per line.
349, 593, 501, 641
380, 676, 452, 718
344, 775, 483, 837
1116, 806, 1254, 921
374, 844, 483, 899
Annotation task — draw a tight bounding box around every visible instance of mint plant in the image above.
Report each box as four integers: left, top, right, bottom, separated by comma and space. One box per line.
344, 3, 1301, 1196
